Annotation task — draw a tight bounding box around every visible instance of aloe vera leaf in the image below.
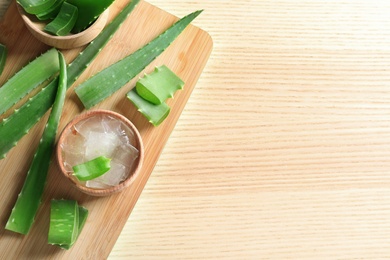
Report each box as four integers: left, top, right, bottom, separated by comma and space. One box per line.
127, 89, 170, 126
17, 0, 57, 15
0, 44, 6, 77
72, 156, 111, 181
59, 206, 88, 250
0, 0, 140, 159
5, 51, 67, 235
75, 10, 202, 109
35, 0, 64, 21
48, 200, 79, 246
136, 65, 184, 105
67, 0, 114, 33
0, 48, 59, 116
44, 2, 78, 36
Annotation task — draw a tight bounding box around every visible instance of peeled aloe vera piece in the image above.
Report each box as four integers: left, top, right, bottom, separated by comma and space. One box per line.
36, 0, 64, 21
0, 44, 6, 77
67, 0, 114, 33
44, 2, 78, 36
0, 0, 140, 159
127, 89, 170, 126
0, 48, 59, 115
75, 10, 203, 109
136, 65, 184, 105
17, 0, 57, 15
59, 206, 88, 250
72, 156, 111, 181
5, 51, 67, 235
48, 200, 79, 246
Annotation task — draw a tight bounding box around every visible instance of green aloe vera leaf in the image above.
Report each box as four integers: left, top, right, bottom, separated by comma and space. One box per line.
59, 206, 88, 250
135, 65, 184, 105
75, 10, 203, 109
66, 0, 114, 33
72, 156, 111, 181
48, 200, 79, 246
44, 2, 78, 36
0, 0, 140, 159
127, 89, 170, 126
17, 0, 57, 15
0, 44, 6, 77
5, 51, 67, 235
35, 0, 64, 21
0, 48, 59, 116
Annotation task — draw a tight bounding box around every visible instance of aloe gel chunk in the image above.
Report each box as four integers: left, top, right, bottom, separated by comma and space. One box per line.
136, 65, 184, 105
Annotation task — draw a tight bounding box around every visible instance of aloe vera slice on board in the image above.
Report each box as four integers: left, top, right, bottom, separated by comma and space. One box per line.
75, 10, 203, 109
0, 43, 6, 77
0, 0, 140, 159
35, 0, 64, 21
0, 48, 59, 116
72, 156, 111, 181
136, 65, 184, 105
17, 0, 57, 15
66, 0, 114, 33
44, 2, 78, 36
48, 200, 79, 246
59, 206, 88, 250
127, 89, 170, 126
5, 51, 67, 235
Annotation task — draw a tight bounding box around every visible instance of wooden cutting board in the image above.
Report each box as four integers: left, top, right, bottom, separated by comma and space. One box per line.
0, 0, 212, 258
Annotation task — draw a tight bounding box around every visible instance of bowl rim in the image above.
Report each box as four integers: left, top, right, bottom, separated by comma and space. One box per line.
56, 109, 144, 196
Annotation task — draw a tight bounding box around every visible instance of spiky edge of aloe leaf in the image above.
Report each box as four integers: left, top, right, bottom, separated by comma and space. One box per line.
17, 0, 57, 15
5, 51, 67, 235
0, 43, 6, 77
0, 48, 59, 116
0, 0, 140, 160
75, 10, 203, 109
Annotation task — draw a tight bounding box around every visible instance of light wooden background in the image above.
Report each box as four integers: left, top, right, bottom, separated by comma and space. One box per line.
3, 0, 390, 259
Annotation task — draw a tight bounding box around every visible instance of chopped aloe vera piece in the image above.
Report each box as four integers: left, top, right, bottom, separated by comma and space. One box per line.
17, 0, 57, 15
59, 206, 88, 250
0, 48, 59, 116
67, 0, 114, 33
48, 200, 79, 246
136, 65, 184, 105
0, 0, 140, 159
127, 89, 170, 126
44, 2, 78, 36
72, 156, 111, 181
0, 43, 6, 77
75, 10, 202, 109
35, 0, 64, 21
5, 51, 67, 234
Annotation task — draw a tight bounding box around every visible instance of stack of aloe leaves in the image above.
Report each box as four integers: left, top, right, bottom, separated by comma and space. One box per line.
0, 0, 202, 250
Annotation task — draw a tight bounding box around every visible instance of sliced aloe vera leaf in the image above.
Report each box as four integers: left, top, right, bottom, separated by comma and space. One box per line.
67, 0, 114, 33
75, 10, 203, 109
136, 65, 184, 105
72, 156, 111, 181
59, 206, 88, 250
5, 51, 67, 235
44, 2, 78, 36
127, 89, 170, 126
35, 0, 64, 21
0, 48, 59, 116
48, 200, 79, 246
0, 0, 140, 159
17, 0, 57, 15
0, 44, 6, 77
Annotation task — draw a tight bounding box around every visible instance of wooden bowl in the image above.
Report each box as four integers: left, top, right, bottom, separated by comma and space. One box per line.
56, 110, 144, 196
16, 4, 109, 49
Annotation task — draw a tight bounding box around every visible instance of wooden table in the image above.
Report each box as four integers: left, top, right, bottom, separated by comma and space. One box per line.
3, 0, 390, 259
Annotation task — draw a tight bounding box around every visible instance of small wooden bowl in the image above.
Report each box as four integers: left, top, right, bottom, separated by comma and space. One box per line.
17, 4, 109, 49
56, 110, 144, 196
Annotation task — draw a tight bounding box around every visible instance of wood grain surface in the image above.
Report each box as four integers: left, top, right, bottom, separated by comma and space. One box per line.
3, 0, 390, 259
